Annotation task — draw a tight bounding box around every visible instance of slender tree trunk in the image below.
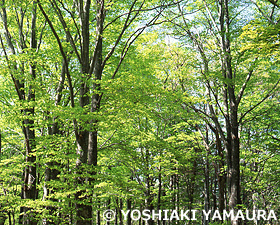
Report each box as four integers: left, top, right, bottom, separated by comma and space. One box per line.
43, 59, 67, 225
204, 152, 210, 225
127, 199, 132, 225
216, 133, 226, 219
106, 198, 111, 225
119, 199, 123, 225
20, 3, 38, 224
96, 199, 101, 225
75, 1, 104, 223
157, 167, 162, 225
145, 176, 154, 225
221, 1, 242, 224
0, 132, 5, 225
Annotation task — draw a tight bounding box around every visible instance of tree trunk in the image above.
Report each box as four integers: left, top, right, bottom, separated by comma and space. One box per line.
118, 198, 124, 225
20, 3, 38, 224
204, 152, 210, 225
145, 176, 154, 225
0, 1, 38, 222
221, 1, 242, 224
157, 167, 162, 225
127, 199, 132, 225
96, 200, 101, 225
216, 133, 226, 219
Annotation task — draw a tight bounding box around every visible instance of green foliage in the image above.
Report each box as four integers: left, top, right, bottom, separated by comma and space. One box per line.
0, 0, 279, 224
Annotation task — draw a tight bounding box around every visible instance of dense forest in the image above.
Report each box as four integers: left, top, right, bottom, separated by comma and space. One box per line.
0, 0, 279, 225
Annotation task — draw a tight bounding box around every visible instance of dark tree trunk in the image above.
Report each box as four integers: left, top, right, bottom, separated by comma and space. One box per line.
96, 199, 101, 225
204, 152, 210, 225
157, 167, 162, 225
145, 176, 154, 225
43, 59, 67, 225
221, 1, 242, 224
106, 199, 111, 225
127, 199, 132, 225
75, 0, 91, 220
0, 133, 4, 225
20, 3, 38, 224
216, 133, 226, 218
116, 198, 123, 225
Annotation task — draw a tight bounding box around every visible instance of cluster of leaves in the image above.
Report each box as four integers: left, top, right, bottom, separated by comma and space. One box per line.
0, 0, 279, 225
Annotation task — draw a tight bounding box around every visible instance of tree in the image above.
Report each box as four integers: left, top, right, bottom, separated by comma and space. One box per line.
1, 0, 180, 224
36, 0, 177, 223
0, 0, 42, 223
162, 0, 280, 224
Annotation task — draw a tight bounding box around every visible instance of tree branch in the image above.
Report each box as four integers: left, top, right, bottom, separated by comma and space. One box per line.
239, 78, 280, 124
50, 0, 82, 64
236, 70, 253, 106
38, 0, 75, 109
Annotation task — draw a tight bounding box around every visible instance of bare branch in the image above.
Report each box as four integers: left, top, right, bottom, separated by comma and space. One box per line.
250, 0, 274, 23
37, 20, 47, 52
50, 0, 82, 64
110, 4, 166, 79
103, 0, 184, 30
0, 34, 24, 101
38, 0, 75, 109
14, 7, 28, 49
239, 78, 280, 124
266, 0, 280, 9
196, 124, 211, 150
101, 0, 141, 71
268, 134, 280, 142
236, 70, 253, 106
99, 129, 118, 149
57, 0, 82, 45
0, 4, 16, 54
202, 0, 220, 34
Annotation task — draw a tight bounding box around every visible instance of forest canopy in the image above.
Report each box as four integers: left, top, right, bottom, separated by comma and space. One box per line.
0, 0, 279, 225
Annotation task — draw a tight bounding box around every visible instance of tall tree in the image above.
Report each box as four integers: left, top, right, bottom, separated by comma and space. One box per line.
0, 0, 43, 223
36, 0, 175, 223
163, 0, 280, 224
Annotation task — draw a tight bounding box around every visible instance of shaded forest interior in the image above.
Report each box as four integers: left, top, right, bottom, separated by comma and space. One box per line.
0, 0, 279, 224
